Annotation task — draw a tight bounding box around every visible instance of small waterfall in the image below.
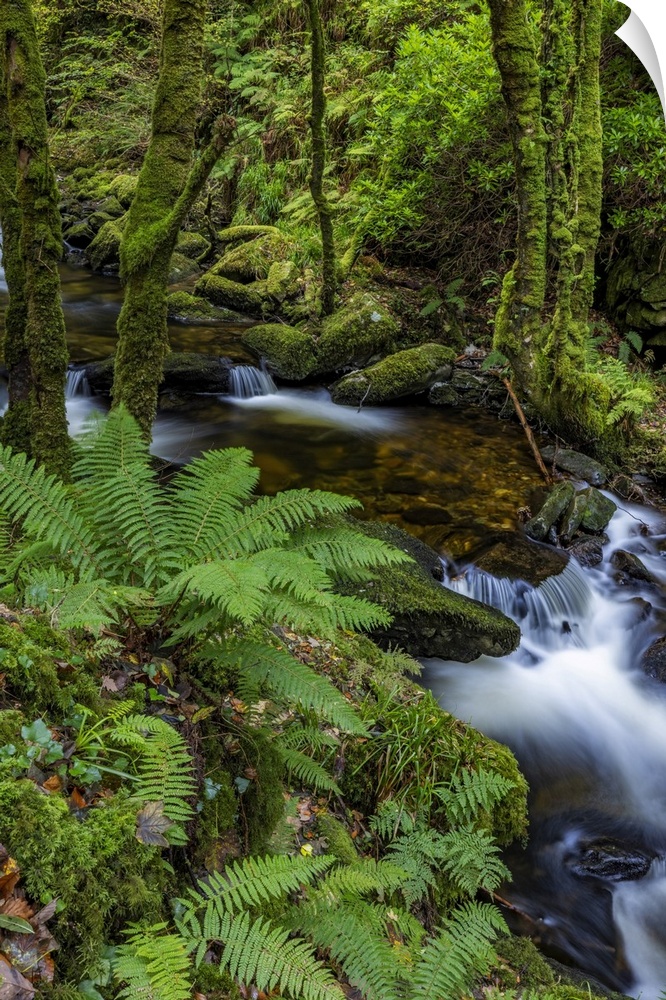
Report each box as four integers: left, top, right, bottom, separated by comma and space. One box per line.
228, 364, 277, 399
66, 367, 92, 398
423, 502, 666, 997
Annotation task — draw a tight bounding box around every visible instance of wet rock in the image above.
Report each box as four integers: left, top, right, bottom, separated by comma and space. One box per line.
341, 520, 520, 660
611, 549, 656, 587
266, 260, 299, 301
330, 344, 455, 406
568, 839, 653, 882
560, 488, 616, 543
313, 292, 399, 374
63, 219, 95, 248
475, 535, 568, 586
86, 352, 231, 394
107, 173, 138, 208
540, 446, 608, 486
242, 322, 317, 381
169, 251, 200, 285
346, 518, 444, 581
428, 382, 461, 406
567, 536, 604, 568
641, 636, 666, 682
383, 474, 426, 495
524, 481, 575, 542
402, 503, 453, 526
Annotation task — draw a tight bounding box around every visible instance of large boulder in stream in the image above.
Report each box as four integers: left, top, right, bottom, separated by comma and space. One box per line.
539, 446, 608, 485
641, 636, 666, 682
85, 352, 231, 395
330, 344, 456, 405
312, 292, 399, 374
341, 520, 520, 661
242, 323, 317, 381
474, 534, 568, 586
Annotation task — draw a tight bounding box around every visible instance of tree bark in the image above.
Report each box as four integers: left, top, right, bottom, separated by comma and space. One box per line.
111, 0, 233, 437
488, 0, 609, 448
0, 0, 71, 474
305, 0, 337, 317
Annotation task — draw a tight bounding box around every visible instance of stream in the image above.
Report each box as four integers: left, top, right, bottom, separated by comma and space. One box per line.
2, 256, 666, 995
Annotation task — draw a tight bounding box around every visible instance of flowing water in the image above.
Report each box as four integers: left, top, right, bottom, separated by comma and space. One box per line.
3, 257, 666, 993
424, 500, 666, 996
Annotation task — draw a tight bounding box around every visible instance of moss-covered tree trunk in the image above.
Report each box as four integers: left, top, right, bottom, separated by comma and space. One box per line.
305, 0, 337, 316
488, 0, 609, 446
0, 0, 71, 474
111, 0, 233, 436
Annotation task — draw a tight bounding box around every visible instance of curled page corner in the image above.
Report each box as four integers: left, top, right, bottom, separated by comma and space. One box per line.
616, 2, 666, 123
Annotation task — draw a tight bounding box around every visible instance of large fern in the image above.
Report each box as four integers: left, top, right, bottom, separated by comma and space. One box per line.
114, 922, 194, 1000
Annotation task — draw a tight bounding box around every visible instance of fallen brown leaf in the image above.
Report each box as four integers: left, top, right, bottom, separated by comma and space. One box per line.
135, 802, 172, 847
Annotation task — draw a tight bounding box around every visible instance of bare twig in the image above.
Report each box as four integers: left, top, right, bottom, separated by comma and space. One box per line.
503, 377, 552, 485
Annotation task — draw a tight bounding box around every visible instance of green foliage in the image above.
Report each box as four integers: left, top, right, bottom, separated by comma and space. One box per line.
437, 766, 516, 826
114, 922, 193, 1000
0, 406, 405, 661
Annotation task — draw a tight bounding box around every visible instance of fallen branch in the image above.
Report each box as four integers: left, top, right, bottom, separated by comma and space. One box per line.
502, 378, 552, 486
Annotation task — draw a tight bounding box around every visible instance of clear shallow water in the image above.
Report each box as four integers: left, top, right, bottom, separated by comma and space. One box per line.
423, 501, 666, 996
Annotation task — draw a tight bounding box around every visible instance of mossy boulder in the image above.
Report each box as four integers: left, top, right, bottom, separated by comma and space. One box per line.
525, 481, 576, 542
474, 534, 568, 586
167, 291, 245, 323
97, 194, 125, 218
266, 260, 299, 301
342, 520, 520, 661
313, 292, 399, 374
86, 352, 231, 394
107, 172, 138, 208
540, 446, 608, 485
87, 216, 125, 272
195, 273, 269, 316
63, 219, 95, 248
331, 343, 455, 405
169, 250, 200, 284
176, 230, 210, 260
241, 322, 317, 380
210, 229, 293, 284
429, 381, 462, 406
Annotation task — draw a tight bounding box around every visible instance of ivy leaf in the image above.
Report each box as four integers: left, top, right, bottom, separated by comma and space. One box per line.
0, 914, 34, 933
135, 801, 173, 847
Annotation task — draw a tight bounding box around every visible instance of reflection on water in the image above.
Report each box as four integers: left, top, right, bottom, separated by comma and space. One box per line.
0, 258, 546, 556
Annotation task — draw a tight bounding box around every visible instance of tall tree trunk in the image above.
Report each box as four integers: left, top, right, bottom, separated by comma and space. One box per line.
111, 0, 233, 437
0, 0, 71, 474
305, 0, 337, 317
488, 0, 608, 446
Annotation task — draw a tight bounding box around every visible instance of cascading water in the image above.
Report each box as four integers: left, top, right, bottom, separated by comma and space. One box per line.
423, 498, 666, 997
65, 367, 92, 398
228, 364, 277, 398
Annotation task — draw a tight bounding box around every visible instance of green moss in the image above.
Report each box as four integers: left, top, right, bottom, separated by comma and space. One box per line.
88, 216, 125, 272
317, 812, 358, 864
241, 729, 286, 854
0, 781, 168, 977
0, 616, 99, 714
210, 230, 293, 284
107, 173, 139, 208
194, 768, 238, 868
168, 250, 200, 284
495, 935, 556, 990
194, 962, 242, 999
176, 230, 210, 260
241, 322, 317, 380
195, 273, 269, 316
331, 343, 455, 405
166, 290, 241, 322
313, 292, 399, 373
0, 709, 23, 745
266, 260, 299, 301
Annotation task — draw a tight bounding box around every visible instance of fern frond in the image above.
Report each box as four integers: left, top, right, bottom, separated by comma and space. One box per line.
157, 559, 271, 627
213, 489, 361, 559
437, 767, 514, 826
179, 854, 335, 944
218, 639, 367, 735
277, 745, 341, 793
386, 829, 449, 905
110, 714, 195, 826
288, 524, 410, 582
114, 922, 193, 1000
318, 858, 409, 900
440, 828, 511, 894
218, 911, 345, 1000
0, 445, 99, 577
72, 406, 175, 588
295, 904, 402, 1000
169, 447, 260, 562
410, 901, 507, 998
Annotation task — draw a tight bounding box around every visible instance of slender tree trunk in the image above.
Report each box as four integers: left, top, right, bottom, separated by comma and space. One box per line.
305, 0, 336, 316
111, 0, 233, 436
0, 0, 71, 474
488, 0, 608, 446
